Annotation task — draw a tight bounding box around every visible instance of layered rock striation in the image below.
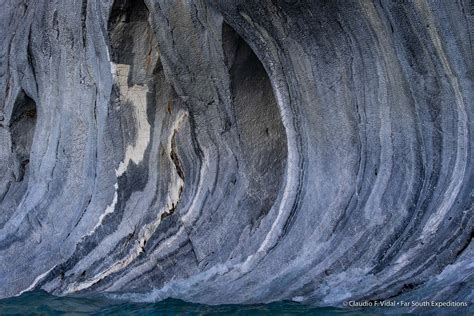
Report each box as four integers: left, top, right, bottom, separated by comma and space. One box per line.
0, 0, 472, 309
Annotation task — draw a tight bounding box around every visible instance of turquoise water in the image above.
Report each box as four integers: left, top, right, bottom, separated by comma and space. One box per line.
0, 291, 366, 315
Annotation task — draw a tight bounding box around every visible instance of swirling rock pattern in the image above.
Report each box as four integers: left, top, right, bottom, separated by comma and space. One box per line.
0, 0, 472, 310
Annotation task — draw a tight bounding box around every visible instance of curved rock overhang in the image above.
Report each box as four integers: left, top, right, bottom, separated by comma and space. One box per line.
0, 0, 472, 311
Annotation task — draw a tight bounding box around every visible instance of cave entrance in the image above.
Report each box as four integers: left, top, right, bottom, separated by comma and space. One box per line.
10, 90, 37, 182
108, 0, 159, 85
223, 22, 288, 221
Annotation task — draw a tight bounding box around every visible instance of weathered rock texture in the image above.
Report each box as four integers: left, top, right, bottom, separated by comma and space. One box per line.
0, 0, 473, 310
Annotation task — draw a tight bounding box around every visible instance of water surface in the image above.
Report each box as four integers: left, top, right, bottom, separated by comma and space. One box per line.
0, 291, 370, 315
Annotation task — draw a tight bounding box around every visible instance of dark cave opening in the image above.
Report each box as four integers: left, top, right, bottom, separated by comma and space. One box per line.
108, 0, 149, 62
222, 22, 288, 221
108, 0, 159, 85
10, 90, 37, 182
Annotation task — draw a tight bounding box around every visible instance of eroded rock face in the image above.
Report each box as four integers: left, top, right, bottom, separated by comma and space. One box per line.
0, 0, 472, 309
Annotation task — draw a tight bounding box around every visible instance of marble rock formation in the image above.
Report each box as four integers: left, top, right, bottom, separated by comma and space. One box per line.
0, 0, 472, 310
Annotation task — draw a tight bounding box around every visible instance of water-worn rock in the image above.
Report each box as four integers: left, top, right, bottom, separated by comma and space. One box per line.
0, 0, 472, 311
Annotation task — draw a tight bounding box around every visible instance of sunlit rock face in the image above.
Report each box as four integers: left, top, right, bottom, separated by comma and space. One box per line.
0, 0, 472, 310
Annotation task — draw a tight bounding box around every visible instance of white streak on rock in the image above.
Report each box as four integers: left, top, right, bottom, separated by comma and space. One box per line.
66, 112, 189, 294
17, 265, 56, 296
90, 183, 118, 235
113, 63, 151, 177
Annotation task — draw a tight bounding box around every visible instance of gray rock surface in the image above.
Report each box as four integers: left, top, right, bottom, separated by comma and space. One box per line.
0, 0, 472, 310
